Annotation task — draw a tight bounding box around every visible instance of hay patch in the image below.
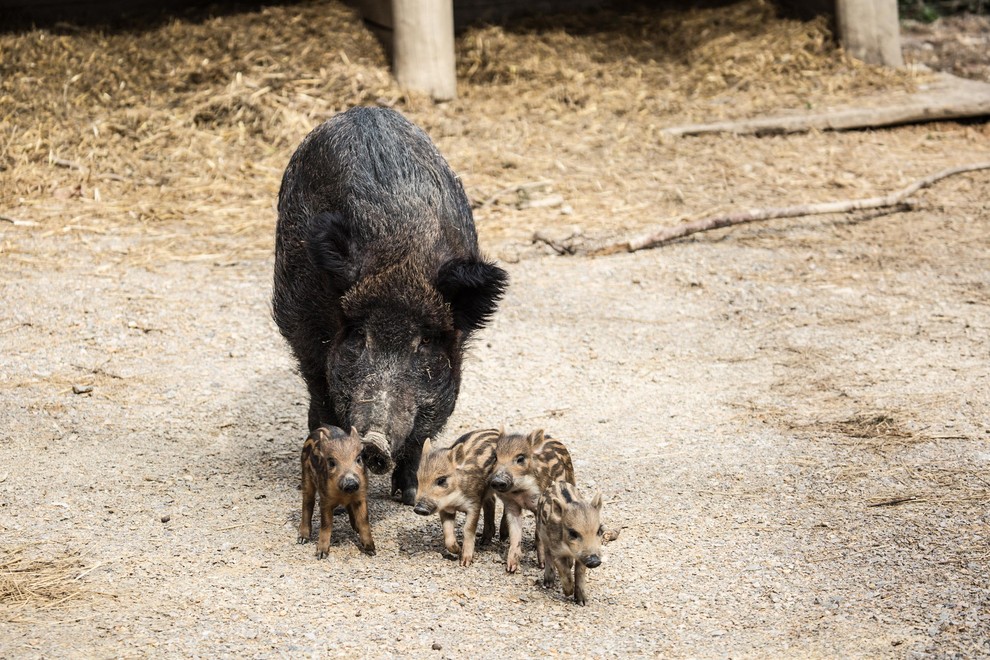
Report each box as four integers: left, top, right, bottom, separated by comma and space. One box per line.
0, 545, 94, 621
0, 0, 928, 262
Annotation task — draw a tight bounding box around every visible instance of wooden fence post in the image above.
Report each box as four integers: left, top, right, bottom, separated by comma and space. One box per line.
392, 0, 457, 100
836, 0, 904, 66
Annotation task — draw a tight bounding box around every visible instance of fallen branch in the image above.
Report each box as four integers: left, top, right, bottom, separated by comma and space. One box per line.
589, 161, 990, 256
661, 73, 990, 137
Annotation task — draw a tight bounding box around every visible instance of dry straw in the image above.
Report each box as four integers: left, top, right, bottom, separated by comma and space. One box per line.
0, 0, 923, 262
0, 545, 97, 621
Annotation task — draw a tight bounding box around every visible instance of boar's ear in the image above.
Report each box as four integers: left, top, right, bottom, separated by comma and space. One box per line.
436, 259, 509, 333
591, 492, 603, 511
307, 211, 358, 290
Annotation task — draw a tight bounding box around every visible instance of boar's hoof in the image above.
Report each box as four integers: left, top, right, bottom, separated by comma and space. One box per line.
399, 487, 417, 506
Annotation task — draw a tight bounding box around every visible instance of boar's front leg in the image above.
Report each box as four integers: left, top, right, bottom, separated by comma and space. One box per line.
439, 510, 460, 558
390, 443, 423, 506
347, 499, 376, 556
303, 369, 333, 433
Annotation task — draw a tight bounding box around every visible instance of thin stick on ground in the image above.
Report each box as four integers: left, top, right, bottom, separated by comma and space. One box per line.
589, 161, 990, 256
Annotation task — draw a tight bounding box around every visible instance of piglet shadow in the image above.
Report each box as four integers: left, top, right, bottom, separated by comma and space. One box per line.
395, 515, 510, 563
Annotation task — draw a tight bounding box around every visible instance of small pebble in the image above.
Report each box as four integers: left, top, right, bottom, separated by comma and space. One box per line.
432, 642, 442, 650
161, 515, 171, 523
72, 384, 93, 394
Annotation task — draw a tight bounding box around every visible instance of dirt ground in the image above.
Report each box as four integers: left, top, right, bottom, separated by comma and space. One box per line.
2, 2, 990, 657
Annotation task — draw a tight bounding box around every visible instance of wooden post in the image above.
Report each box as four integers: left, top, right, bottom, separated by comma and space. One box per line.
836, 0, 904, 66
391, 0, 457, 101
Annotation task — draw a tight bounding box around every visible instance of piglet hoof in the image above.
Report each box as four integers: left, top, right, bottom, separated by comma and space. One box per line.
506, 561, 518, 574
442, 543, 460, 561
297, 536, 310, 545
574, 590, 587, 606
361, 544, 377, 557
316, 550, 329, 560
459, 551, 474, 567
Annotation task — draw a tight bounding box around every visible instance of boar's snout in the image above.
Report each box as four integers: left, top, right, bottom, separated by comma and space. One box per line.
490, 473, 512, 493
340, 475, 360, 494
361, 431, 393, 476
413, 500, 435, 516
583, 554, 602, 569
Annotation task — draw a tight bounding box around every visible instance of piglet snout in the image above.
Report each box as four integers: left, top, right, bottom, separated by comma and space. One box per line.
490, 474, 512, 492
340, 475, 360, 493
583, 554, 602, 569
413, 501, 435, 516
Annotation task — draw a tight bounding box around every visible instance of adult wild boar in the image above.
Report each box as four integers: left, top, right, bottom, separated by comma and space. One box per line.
273, 107, 508, 505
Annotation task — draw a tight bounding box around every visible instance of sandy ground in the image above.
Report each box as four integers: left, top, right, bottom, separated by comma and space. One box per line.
3, 123, 989, 657
2, 5, 990, 658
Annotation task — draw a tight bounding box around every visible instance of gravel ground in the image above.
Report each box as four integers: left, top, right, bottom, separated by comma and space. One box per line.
2, 150, 989, 656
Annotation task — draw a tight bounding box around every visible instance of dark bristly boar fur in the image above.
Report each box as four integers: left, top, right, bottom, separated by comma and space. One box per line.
536, 481, 605, 606
490, 429, 575, 573
413, 428, 499, 566
273, 107, 509, 505
298, 425, 375, 558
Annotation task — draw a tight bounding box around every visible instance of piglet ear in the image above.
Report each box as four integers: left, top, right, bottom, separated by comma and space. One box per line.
452, 443, 467, 466
306, 211, 358, 290
422, 437, 433, 455
304, 435, 329, 478
528, 429, 545, 448
591, 492, 603, 511
436, 258, 509, 334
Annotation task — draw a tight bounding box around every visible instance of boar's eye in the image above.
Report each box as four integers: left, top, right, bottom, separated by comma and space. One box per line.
435, 476, 448, 488
416, 334, 436, 353
515, 454, 526, 465
567, 528, 581, 541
